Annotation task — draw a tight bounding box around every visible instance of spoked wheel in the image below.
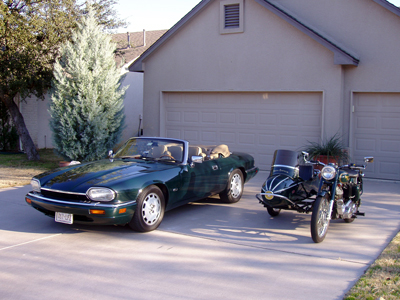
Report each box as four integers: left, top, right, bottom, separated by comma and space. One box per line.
267, 207, 281, 217
311, 194, 331, 243
220, 169, 244, 203
129, 185, 165, 232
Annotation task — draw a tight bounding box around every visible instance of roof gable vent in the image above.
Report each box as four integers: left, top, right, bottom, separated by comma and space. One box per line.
220, 0, 244, 34
225, 4, 240, 28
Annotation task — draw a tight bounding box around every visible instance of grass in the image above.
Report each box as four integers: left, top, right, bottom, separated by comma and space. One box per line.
344, 231, 400, 300
0, 149, 62, 170
1, 150, 399, 299
0, 149, 62, 188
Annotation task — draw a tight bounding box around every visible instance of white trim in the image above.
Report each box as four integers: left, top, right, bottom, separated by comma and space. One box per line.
160, 91, 166, 137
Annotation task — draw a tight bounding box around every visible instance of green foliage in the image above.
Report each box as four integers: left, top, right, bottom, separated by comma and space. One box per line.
0, 0, 126, 101
80, 0, 128, 31
303, 133, 349, 162
0, 0, 126, 161
0, 100, 18, 151
49, 8, 126, 162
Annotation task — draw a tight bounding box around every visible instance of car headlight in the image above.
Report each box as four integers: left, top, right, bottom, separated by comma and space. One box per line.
86, 187, 116, 202
31, 178, 41, 193
321, 166, 336, 181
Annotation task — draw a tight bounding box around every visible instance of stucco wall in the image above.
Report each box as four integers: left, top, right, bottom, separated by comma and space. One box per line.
273, 0, 400, 141
141, 0, 347, 139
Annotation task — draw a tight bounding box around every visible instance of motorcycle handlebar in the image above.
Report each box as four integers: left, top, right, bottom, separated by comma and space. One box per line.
306, 161, 366, 170
341, 164, 366, 170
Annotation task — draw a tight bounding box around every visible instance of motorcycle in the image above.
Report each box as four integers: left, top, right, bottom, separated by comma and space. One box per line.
256, 149, 374, 243
309, 154, 373, 243
256, 149, 321, 217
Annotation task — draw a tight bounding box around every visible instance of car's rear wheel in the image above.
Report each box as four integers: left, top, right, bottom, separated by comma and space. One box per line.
220, 169, 244, 203
129, 185, 165, 232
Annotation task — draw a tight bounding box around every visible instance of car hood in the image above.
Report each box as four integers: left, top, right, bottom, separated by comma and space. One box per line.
37, 159, 177, 193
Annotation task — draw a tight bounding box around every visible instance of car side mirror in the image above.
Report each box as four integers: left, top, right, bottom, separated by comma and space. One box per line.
191, 156, 203, 164
364, 157, 374, 163
302, 151, 310, 162
190, 155, 203, 168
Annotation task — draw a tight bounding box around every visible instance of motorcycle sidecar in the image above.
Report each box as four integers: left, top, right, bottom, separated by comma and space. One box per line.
256, 149, 320, 216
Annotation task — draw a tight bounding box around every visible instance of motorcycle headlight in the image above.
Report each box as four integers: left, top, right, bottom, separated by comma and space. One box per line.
321, 166, 336, 181
86, 187, 116, 202
31, 178, 41, 193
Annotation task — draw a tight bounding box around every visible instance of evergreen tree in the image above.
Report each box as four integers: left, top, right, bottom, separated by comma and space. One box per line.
49, 8, 126, 162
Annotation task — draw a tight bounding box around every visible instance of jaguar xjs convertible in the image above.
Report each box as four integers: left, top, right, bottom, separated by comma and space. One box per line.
26, 137, 259, 232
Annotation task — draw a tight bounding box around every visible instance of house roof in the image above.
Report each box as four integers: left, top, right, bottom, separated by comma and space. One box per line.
112, 30, 167, 68
374, 0, 400, 16
131, 0, 400, 72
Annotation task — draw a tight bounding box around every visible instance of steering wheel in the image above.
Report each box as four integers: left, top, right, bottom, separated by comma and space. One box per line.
159, 155, 175, 160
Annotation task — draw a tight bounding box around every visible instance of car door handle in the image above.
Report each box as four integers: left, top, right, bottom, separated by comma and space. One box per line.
212, 165, 218, 171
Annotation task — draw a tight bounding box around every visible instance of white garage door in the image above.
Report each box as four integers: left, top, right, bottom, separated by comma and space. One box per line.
352, 93, 400, 180
162, 92, 322, 170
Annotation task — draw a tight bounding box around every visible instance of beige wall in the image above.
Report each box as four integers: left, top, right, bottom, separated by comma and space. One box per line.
141, 0, 355, 139
274, 0, 400, 140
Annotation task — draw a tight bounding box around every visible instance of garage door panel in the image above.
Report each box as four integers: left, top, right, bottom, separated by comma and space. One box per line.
380, 161, 400, 176
355, 137, 376, 152
166, 111, 182, 123
382, 117, 400, 130
202, 112, 217, 123
220, 132, 236, 143
164, 92, 322, 171
184, 111, 200, 123
259, 114, 278, 125
353, 93, 400, 180
381, 139, 400, 153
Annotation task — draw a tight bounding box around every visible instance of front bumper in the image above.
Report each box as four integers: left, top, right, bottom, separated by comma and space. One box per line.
25, 192, 136, 226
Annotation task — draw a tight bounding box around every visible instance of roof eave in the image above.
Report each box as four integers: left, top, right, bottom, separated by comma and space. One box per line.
255, 0, 359, 66
373, 0, 400, 16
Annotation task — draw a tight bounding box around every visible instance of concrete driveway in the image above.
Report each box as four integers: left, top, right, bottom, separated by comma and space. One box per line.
0, 171, 399, 300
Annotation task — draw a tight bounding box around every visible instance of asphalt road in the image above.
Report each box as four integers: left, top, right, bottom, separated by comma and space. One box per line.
1, 171, 399, 300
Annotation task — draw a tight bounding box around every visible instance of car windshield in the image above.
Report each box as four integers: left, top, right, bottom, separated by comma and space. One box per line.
114, 138, 184, 163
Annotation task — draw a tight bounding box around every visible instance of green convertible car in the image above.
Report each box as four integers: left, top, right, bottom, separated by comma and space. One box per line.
26, 137, 259, 232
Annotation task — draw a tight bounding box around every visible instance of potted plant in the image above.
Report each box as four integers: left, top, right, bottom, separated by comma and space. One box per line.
303, 133, 349, 165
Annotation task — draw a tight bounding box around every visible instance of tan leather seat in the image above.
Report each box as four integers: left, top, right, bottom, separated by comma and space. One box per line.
210, 144, 230, 159
148, 145, 167, 158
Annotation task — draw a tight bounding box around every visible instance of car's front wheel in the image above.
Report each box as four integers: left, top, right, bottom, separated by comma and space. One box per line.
129, 185, 165, 232
219, 169, 244, 203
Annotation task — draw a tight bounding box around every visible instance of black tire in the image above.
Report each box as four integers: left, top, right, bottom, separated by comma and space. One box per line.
219, 169, 244, 203
129, 185, 165, 232
267, 207, 281, 217
343, 217, 355, 223
311, 194, 331, 243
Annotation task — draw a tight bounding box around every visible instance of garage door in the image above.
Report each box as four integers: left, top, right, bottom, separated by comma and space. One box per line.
352, 93, 400, 180
162, 92, 322, 170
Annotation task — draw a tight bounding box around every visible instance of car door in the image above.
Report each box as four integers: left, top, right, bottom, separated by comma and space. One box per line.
175, 158, 224, 202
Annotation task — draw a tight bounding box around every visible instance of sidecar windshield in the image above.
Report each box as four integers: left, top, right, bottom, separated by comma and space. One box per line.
270, 149, 299, 177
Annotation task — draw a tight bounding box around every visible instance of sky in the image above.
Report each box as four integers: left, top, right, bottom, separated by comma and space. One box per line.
115, 0, 400, 33
115, 0, 202, 33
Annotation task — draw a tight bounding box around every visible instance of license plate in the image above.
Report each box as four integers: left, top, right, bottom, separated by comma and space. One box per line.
55, 212, 73, 224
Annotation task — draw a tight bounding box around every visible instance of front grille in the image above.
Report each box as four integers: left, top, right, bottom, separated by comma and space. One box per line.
41, 189, 88, 202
